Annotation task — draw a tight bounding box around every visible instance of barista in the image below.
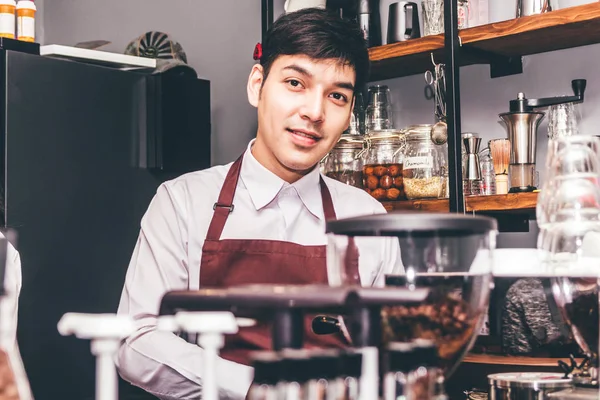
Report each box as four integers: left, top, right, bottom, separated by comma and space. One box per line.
115, 8, 402, 400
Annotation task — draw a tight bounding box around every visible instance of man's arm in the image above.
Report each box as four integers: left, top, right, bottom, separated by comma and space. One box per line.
115, 183, 252, 400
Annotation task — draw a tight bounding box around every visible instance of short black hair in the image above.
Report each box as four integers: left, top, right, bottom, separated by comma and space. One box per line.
260, 8, 370, 93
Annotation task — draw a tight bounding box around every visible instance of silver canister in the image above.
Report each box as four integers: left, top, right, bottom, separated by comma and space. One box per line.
488, 372, 572, 400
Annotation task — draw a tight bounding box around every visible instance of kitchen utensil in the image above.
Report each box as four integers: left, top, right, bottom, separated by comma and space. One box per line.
387, 1, 421, 43
499, 79, 586, 193
489, 138, 510, 194
425, 59, 447, 145
516, 0, 552, 17
488, 372, 572, 399
463, 135, 482, 195
359, 0, 383, 47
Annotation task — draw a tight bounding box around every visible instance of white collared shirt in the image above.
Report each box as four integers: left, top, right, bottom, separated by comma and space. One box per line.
116, 140, 403, 400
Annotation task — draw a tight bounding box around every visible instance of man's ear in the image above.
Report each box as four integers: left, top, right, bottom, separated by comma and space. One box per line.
247, 64, 264, 108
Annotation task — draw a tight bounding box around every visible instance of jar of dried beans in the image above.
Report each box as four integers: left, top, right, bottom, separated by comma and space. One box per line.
322, 134, 365, 189
362, 130, 406, 201
402, 125, 447, 199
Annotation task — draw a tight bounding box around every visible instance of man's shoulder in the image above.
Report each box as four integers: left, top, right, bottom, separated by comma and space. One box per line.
162, 163, 233, 194
322, 175, 387, 217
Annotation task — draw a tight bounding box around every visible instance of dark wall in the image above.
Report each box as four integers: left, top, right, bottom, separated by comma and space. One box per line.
4, 51, 207, 400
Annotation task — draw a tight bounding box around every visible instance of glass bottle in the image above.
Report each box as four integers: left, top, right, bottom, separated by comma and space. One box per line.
366, 85, 394, 132
248, 352, 282, 400
383, 342, 416, 400
402, 125, 447, 199
306, 350, 342, 400
277, 350, 311, 400
339, 351, 362, 400
479, 146, 496, 195
322, 135, 365, 188
362, 130, 406, 202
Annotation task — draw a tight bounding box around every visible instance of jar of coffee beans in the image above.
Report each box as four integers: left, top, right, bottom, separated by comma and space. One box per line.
362, 130, 406, 201
402, 125, 447, 199
322, 134, 366, 188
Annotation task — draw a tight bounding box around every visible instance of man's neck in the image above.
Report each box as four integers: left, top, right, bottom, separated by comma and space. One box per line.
250, 139, 313, 184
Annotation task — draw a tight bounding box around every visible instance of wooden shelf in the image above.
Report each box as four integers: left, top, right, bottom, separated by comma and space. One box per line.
381, 192, 538, 213
369, 2, 600, 80
463, 353, 582, 367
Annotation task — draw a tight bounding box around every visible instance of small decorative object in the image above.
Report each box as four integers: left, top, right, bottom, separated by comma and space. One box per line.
124, 31, 197, 78
253, 43, 262, 61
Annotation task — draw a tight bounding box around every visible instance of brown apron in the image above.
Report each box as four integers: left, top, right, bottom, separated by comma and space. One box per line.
199, 154, 359, 365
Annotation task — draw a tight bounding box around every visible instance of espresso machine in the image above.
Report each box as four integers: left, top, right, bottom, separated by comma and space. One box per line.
499, 79, 586, 193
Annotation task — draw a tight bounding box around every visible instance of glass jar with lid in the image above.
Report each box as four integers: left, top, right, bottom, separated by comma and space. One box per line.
322, 134, 365, 188
362, 130, 406, 201
402, 125, 447, 199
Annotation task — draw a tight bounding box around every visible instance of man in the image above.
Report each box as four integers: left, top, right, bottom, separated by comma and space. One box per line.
116, 8, 402, 400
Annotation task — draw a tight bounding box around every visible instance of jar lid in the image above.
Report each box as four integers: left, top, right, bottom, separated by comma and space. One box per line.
325, 212, 497, 236
488, 372, 572, 389
335, 134, 365, 149
366, 129, 404, 142
404, 124, 434, 140
16, 0, 35, 10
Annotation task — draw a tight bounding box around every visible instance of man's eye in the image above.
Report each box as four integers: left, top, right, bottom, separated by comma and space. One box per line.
287, 79, 302, 88
331, 93, 348, 102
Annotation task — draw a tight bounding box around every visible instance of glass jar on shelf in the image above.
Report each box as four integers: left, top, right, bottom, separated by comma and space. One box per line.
322, 134, 365, 188
362, 130, 406, 201
402, 125, 447, 199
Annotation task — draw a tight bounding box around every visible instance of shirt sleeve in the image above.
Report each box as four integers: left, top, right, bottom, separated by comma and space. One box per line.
0, 242, 21, 347
115, 183, 252, 400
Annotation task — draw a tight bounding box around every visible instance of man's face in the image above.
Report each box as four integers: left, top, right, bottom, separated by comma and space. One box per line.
247, 55, 356, 181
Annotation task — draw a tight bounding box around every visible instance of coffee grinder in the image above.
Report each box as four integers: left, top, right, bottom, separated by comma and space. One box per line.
499, 79, 586, 193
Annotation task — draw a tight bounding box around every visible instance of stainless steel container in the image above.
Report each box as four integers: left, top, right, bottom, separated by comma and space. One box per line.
488, 372, 572, 400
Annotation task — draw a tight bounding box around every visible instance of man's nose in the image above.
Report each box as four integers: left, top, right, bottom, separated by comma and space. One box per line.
300, 92, 325, 123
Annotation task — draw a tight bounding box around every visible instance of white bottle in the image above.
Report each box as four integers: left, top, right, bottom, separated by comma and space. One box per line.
16, 0, 35, 42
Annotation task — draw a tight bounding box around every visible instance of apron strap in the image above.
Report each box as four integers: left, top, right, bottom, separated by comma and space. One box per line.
206, 154, 339, 241
319, 176, 337, 221
205, 154, 244, 241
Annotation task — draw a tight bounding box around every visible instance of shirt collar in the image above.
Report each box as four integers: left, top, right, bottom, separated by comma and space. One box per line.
239, 140, 324, 219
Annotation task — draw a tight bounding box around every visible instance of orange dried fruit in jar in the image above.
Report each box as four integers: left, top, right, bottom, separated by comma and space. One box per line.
371, 188, 386, 200
364, 166, 374, 176
366, 175, 379, 190
386, 188, 401, 200
380, 175, 393, 189
388, 164, 401, 177
374, 166, 388, 177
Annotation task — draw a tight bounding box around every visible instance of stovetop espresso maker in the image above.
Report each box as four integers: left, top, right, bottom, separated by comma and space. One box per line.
499, 79, 586, 193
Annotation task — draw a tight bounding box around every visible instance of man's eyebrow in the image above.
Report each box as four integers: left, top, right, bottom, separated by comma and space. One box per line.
283, 64, 312, 77
334, 81, 355, 91
282, 64, 355, 92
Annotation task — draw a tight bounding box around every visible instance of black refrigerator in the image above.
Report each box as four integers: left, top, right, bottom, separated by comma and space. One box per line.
0, 42, 211, 399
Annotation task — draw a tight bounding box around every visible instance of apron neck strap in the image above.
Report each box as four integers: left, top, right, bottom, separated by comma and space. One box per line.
206, 153, 337, 241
